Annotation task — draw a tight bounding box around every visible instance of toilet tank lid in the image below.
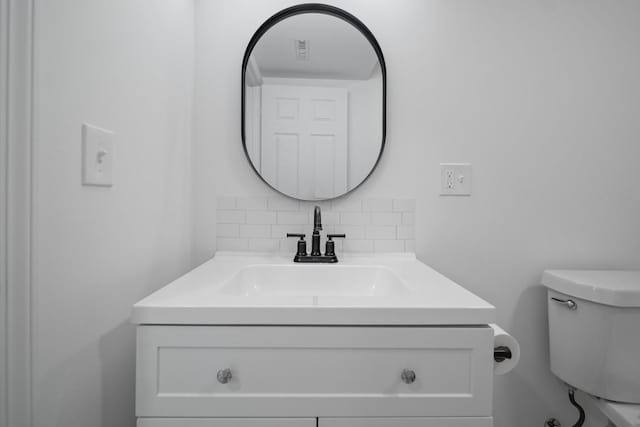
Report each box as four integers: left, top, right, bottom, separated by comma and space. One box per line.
542, 270, 640, 307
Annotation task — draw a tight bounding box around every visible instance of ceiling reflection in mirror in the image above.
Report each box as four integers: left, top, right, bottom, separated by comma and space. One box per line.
242, 6, 385, 201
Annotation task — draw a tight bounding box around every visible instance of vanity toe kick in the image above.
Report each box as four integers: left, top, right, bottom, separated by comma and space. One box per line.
136, 326, 493, 418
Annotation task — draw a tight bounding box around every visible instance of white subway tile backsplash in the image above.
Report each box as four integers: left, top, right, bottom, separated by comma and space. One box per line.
363, 198, 392, 212
340, 212, 371, 225
279, 238, 298, 253
217, 195, 415, 253
402, 212, 415, 225
374, 239, 405, 252
397, 225, 415, 240
246, 210, 277, 224
308, 211, 339, 225
239, 224, 271, 238
217, 237, 249, 251
271, 224, 304, 238
336, 225, 365, 239
322, 225, 338, 235
216, 223, 239, 238
343, 239, 374, 252
277, 211, 308, 225
371, 212, 402, 225
325, 212, 340, 225
404, 240, 416, 252
393, 198, 416, 212
249, 238, 279, 252
365, 225, 396, 240
217, 209, 246, 224
331, 198, 362, 212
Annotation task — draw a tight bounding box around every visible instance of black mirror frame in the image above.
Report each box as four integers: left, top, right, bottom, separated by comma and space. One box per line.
241, 3, 387, 201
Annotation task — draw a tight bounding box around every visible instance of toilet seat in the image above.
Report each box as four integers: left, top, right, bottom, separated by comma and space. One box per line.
590, 395, 640, 427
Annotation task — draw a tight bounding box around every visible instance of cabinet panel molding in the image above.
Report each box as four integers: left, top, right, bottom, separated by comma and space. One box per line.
137, 326, 493, 417
319, 417, 493, 427
138, 418, 316, 427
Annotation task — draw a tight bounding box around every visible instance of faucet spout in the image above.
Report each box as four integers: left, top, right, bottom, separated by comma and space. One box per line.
285, 205, 345, 262
313, 205, 322, 232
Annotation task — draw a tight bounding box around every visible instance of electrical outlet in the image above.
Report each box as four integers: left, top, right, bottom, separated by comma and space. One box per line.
440, 163, 472, 196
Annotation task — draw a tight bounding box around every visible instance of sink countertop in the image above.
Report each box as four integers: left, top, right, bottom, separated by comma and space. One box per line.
132, 252, 495, 325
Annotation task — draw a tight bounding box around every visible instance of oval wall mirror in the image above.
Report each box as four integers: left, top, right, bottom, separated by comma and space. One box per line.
242, 3, 386, 201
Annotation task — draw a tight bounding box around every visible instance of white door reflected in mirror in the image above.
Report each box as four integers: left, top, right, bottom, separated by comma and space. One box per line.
260, 85, 348, 200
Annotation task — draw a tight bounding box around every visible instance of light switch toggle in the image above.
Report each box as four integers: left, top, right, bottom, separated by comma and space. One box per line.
82, 123, 114, 187
97, 149, 108, 164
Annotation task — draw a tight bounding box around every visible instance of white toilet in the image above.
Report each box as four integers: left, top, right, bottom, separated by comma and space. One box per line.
543, 270, 640, 427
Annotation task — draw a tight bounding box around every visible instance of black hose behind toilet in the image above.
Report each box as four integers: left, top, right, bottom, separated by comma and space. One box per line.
568, 388, 585, 427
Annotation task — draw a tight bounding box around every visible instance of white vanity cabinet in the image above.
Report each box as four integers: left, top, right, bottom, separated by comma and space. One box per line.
136, 326, 494, 425
133, 252, 499, 426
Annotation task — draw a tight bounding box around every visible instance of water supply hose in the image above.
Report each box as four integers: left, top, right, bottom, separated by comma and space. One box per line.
568, 388, 586, 427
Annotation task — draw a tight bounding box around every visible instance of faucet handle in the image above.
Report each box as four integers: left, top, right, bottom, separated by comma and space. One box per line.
286, 233, 306, 239
327, 234, 346, 240
325, 234, 346, 257
286, 233, 307, 257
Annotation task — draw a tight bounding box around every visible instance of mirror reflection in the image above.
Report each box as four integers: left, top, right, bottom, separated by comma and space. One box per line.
243, 8, 385, 200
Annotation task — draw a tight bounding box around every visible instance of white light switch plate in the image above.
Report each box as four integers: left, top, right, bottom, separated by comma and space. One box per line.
440, 163, 472, 196
82, 124, 114, 187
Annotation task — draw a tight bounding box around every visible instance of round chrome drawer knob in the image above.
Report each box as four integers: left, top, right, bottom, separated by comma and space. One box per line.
217, 368, 233, 384
401, 369, 416, 384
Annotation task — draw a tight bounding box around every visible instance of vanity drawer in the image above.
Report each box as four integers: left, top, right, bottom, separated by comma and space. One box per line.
138, 419, 315, 427
320, 418, 493, 427
136, 326, 493, 417
137, 418, 492, 427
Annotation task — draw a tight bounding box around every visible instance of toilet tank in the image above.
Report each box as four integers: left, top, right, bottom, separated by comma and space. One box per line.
542, 270, 640, 403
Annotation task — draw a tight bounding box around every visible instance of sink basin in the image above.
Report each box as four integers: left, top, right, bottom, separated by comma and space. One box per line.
132, 252, 497, 325
219, 264, 409, 297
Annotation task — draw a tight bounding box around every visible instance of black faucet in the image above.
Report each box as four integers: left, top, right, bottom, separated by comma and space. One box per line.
311, 206, 322, 256
286, 205, 345, 263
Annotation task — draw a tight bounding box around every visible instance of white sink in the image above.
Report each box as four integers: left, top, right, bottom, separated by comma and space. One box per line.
218, 264, 409, 297
132, 252, 496, 325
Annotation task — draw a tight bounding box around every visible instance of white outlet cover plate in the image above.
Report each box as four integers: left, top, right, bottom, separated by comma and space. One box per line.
82, 124, 114, 187
440, 163, 472, 196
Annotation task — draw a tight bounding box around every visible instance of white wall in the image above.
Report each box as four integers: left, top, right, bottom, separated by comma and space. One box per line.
0, 1, 9, 424
194, 1, 640, 426
32, 1, 195, 426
